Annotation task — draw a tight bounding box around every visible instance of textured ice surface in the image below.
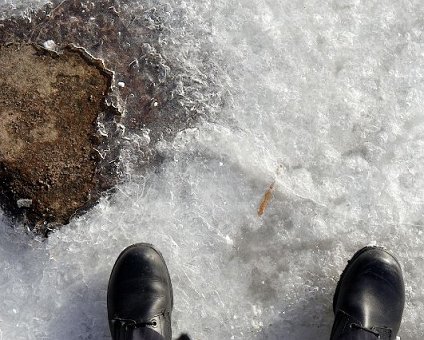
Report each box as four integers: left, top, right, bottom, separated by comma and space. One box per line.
1, 0, 424, 339
0, 0, 49, 19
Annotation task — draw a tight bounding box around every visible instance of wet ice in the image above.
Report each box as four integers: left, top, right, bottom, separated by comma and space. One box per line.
1, 0, 424, 339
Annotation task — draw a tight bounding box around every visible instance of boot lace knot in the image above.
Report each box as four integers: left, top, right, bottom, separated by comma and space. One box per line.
112, 317, 158, 329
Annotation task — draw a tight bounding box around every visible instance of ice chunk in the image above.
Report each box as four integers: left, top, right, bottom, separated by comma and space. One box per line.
16, 199, 32, 208
42, 40, 57, 51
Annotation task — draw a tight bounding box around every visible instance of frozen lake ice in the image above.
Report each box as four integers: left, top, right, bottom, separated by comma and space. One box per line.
1, 0, 424, 339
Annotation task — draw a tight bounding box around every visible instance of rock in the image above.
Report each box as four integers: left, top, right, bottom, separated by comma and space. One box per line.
0, 43, 119, 234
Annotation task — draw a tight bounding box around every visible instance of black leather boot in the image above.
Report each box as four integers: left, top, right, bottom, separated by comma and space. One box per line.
107, 243, 173, 340
330, 246, 405, 340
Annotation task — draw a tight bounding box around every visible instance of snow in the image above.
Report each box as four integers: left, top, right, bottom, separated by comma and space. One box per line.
1, 0, 424, 339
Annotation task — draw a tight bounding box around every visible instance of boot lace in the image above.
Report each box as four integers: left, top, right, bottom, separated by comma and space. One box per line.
112, 317, 158, 329
351, 323, 380, 337
111, 318, 159, 340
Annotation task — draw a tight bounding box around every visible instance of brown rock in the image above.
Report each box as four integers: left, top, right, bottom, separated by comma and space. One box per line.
0, 43, 118, 234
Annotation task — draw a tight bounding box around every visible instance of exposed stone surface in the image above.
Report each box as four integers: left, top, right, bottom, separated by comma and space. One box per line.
0, 43, 117, 234
0, 0, 218, 234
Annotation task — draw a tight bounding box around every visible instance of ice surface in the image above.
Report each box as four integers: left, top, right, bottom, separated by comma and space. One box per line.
0, 0, 49, 20
1, 0, 424, 339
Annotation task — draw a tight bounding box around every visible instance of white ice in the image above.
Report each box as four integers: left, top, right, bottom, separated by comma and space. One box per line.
1, 0, 424, 339
0, 0, 47, 20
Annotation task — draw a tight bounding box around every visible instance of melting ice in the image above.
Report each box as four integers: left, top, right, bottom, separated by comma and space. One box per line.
1, 0, 424, 339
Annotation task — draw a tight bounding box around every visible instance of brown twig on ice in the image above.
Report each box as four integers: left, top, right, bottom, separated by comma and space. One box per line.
257, 164, 283, 217
258, 181, 275, 217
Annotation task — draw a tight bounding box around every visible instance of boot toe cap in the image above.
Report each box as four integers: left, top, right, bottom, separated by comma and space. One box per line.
333, 247, 405, 336
107, 243, 173, 321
